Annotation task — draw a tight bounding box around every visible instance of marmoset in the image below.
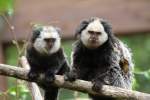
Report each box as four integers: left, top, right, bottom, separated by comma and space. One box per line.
26, 25, 69, 100
66, 17, 134, 100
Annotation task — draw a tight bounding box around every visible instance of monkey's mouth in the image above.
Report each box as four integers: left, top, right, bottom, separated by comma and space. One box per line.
87, 39, 100, 48
88, 39, 98, 44
47, 44, 53, 49
43, 44, 53, 54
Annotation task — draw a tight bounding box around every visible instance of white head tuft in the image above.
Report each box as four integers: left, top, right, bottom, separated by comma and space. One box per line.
80, 18, 108, 49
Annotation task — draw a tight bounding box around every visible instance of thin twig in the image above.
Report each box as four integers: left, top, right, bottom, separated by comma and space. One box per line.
1, 14, 38, 100
1, 14, 21, 54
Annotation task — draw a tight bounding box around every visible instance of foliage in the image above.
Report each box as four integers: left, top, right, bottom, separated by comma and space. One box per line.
0, 0, 14, 15
3, 44, 32, 100
7, 84, 30, 100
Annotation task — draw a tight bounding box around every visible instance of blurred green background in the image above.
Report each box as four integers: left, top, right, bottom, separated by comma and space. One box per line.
1, 0, 150, 100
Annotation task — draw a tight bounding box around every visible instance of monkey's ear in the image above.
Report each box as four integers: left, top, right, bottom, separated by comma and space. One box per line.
75, 19, 89, 38
100, 19, 112, 35
32, 24, 43, 36
31, 25, 42, 42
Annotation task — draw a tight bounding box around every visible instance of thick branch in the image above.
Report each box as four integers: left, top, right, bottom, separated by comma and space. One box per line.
0, 62, 150, 100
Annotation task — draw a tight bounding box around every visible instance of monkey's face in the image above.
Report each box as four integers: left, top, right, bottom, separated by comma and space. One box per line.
80, 19, 108, 49
33, 26, 61, 54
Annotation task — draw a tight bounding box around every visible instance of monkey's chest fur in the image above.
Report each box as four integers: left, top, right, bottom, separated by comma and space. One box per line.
75, 48, 113, 80
73, 41, 127, 87
27, 47, 65, 75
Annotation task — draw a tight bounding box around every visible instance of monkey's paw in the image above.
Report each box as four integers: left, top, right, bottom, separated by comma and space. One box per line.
45, 74, 55, 83
64, 72, 77, 82
28, 71, 38, 81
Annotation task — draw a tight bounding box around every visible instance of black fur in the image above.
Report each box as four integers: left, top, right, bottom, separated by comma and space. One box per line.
26, 27, 69, 100
31, 26, 42, 43
67, 18, 133, 100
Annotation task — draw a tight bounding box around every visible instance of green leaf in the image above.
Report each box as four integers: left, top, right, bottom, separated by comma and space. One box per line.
0, 0, 14, 15
8, 87, 17, 96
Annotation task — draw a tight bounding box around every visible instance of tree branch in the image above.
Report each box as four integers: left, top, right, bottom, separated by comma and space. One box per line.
0, 57, 150, 100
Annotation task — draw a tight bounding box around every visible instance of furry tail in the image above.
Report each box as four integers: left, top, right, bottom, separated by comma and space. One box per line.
44, 86, 59, 100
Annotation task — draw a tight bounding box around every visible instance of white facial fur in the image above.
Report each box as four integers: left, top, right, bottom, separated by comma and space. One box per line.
33, 26, 61, 54
81, 19, 108, 49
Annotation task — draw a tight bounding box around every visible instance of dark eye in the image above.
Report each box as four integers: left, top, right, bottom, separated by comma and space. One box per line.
96, 32, 102, 35
88, 31, 94, 34
44, 38, 56, 42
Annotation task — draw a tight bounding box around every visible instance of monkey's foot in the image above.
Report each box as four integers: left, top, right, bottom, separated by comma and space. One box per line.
92, 81, 103, 92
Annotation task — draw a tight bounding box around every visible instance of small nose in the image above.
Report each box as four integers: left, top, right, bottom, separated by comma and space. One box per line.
91, 34, 97, 39
91, 34, 95, 38
44, 38, 56, 48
